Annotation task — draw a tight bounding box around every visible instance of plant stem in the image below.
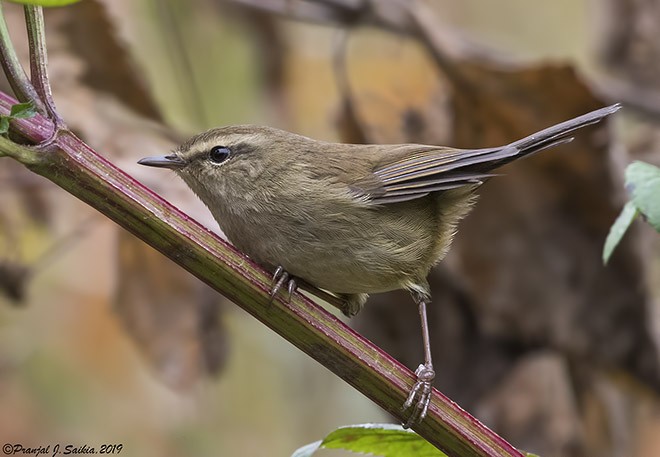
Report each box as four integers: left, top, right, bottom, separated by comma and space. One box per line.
0, 2, 43, 113
23, 5, 62, 126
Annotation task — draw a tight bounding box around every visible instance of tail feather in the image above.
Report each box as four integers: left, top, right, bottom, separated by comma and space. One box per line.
508, 104, 620, 159
370, 104, 621, 204
476, 104, 621, 172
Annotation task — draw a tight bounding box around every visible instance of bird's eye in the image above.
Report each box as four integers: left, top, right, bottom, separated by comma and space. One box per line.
209, 146, 231, 164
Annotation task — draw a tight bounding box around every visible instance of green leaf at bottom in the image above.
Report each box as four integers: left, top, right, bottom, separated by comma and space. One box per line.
291, 423, 446, 457
291, 423, 544, 457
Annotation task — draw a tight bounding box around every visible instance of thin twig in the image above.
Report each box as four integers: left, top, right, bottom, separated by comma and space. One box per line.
24, 5, 63, 127
0, 3, 43, 113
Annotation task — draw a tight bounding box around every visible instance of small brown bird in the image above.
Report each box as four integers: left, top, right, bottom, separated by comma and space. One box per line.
139, 104, 620, 426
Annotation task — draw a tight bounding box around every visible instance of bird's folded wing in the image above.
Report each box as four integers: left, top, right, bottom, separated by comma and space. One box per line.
352, 144, 511, 205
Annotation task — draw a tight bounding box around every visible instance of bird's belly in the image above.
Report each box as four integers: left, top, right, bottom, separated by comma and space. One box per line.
282, 250, 408, 294
216, 200, 439, 295
248, 231, 418, 294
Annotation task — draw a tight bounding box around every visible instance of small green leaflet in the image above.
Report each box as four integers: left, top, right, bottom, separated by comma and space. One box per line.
5, 0, 82, 6
0, 101, 37, 135
9, 101, 37, 119
603, 161, 660, 264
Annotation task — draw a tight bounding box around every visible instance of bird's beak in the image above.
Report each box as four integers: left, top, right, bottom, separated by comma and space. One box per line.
137, 154, 186, 169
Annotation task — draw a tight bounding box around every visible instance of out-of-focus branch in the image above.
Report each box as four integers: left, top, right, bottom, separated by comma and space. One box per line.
226, 0, 510, 62
227, 0, 411, 32
226, 0, 515, 99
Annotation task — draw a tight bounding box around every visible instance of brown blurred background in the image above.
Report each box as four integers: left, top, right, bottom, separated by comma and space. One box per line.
1, 1, 660, 456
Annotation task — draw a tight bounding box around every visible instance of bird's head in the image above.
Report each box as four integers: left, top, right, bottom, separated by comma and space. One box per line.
138, 125, 306, 201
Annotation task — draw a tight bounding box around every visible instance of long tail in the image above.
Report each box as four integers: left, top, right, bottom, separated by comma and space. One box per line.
500, 103, 621, 165
371, 104, 621, 204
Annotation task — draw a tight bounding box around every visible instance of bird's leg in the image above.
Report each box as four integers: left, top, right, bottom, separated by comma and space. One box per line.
270, 266, 298, 302
402, 289, 435, 428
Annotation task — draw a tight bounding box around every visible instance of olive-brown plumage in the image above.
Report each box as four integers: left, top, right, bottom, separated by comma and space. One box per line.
139, 104, 620, 426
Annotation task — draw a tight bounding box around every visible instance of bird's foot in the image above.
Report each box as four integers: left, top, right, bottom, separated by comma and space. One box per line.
270, 266, 298, 302
402, 363, 435, 428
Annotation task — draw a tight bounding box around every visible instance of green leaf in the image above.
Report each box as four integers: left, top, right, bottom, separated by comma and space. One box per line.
5, 0, 82, 6
9, 101, 36, 119
292, 423, 542, 457
290, 440, 322, 457
626, 161, 660, 232
603, 201, 638, 264
0, 116, 10, 135
320, 424, 446, 457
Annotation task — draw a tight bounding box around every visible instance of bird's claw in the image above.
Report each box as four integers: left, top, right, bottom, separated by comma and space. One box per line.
402, 363, 435, 428
270, 266, 297, 302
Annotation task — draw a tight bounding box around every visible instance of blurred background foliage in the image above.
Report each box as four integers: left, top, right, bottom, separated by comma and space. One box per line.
0, 1, 659, 456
